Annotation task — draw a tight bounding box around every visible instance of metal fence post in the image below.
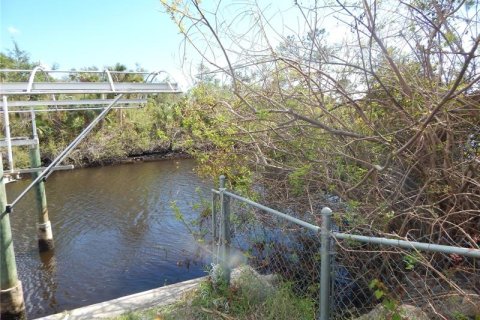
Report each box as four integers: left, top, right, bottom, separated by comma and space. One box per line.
211, 191, 218, 264
219, 175, 231, 284
319, 207, 332, 320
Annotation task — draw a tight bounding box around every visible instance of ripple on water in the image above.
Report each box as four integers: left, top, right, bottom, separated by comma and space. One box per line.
7, 159, 211, 318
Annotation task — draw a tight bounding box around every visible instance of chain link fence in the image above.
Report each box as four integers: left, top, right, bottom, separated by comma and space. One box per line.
331, 237, 479, 319
210, 179, 480, 320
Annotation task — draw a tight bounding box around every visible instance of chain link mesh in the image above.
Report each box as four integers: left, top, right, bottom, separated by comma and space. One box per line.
331, 237, 479, 319
211, 194, 322, 317
210, 192, 480, 320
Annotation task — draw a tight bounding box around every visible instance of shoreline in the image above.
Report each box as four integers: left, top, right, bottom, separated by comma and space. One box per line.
3, 150, 194, 179
58, 149, 193, 169
91, 149, 193, 167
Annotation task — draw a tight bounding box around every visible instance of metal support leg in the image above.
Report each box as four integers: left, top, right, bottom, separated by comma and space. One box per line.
29, 111, 54, 252
2, 96, 14, 173
0, 154, 25, 318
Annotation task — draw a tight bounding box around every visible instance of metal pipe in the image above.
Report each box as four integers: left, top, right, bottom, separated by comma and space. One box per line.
4, 165, 73, 175
212, 193, 218, 243
7, 94, 124, 211
1, 82, 179, 95
7, 106, 142, 113
27, 66, 45, 93
223, 183, 231, 283
104, 69, 116, 92
214, 189, 480, 258
147, 70, 175, 91
222, 190, 320, 232
211, 192, 218, 264
31, 109, 37, 139
219, 176, 231, 283
319, 207, 332, 320
2, 96, 14, 173
1, 69, 166, 75
1, 98, 147, 108
332, 232, 480, 259
0, 137, 36, 148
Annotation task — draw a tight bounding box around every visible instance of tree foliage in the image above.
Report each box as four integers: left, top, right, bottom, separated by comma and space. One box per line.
161, 0, 480, 246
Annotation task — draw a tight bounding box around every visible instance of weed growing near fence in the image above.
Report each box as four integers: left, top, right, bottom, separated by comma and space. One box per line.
159, 275, 314, 320
112, 273, 315, 320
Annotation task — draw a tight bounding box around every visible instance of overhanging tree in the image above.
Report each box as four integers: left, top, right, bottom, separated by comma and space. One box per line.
162, 0, 480, 245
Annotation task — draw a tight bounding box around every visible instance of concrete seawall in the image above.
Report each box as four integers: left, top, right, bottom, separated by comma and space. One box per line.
35, 276, 207, 320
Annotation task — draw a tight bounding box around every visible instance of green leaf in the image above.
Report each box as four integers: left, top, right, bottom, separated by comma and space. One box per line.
392, 313, 402, 320
374, 289, 384, 300
383, 299, 396, 310
445, 31, 457, 44
369, 279, 379, 289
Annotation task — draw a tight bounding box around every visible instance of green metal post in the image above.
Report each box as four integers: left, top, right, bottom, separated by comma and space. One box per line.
219, 175, 231, 284
30, 112, 54, 252
319, 207, 332, 320
0, 154, 25, 318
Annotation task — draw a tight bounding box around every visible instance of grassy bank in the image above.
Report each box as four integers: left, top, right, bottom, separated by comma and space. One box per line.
111, 268, 315, 320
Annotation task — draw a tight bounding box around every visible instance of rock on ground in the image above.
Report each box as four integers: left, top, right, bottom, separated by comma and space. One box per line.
355, 304, 431, 320
229, 265, 279, 300
433, 290, 480, 319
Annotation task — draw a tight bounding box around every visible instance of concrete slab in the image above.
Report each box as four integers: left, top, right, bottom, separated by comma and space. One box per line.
35, 276, 207, 320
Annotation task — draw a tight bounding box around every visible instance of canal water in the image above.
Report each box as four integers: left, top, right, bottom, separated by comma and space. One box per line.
6, 159, 211, 319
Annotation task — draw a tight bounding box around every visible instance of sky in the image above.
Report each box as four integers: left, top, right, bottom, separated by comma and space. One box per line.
0, 0, 188, 84
0, 0, 345, 88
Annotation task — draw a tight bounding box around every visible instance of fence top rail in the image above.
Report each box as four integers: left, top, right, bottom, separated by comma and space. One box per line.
332, 232, 480, 258
213, 188, 480, 259
213, 188, 320, 232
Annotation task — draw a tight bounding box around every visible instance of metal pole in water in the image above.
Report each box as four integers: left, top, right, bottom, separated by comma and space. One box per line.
29, 110, 54, 252
0, 154, 26, 318
319, 207, 332, 320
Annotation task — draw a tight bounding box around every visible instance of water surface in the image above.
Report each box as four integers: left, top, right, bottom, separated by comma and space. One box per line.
7, 159, 210, 319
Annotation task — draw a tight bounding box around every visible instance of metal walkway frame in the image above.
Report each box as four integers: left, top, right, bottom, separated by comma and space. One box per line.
1, 67, 178, 95
0, 67, 182, 211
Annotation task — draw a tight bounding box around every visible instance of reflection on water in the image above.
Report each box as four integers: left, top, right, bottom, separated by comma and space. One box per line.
7, 159, 211, 319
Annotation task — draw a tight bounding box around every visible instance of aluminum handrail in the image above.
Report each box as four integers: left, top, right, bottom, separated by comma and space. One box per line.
0, 82, 179, 95
0, 98, 147, 108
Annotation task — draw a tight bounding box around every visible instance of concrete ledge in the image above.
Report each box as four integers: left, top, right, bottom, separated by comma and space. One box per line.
35, 276, 207, 320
